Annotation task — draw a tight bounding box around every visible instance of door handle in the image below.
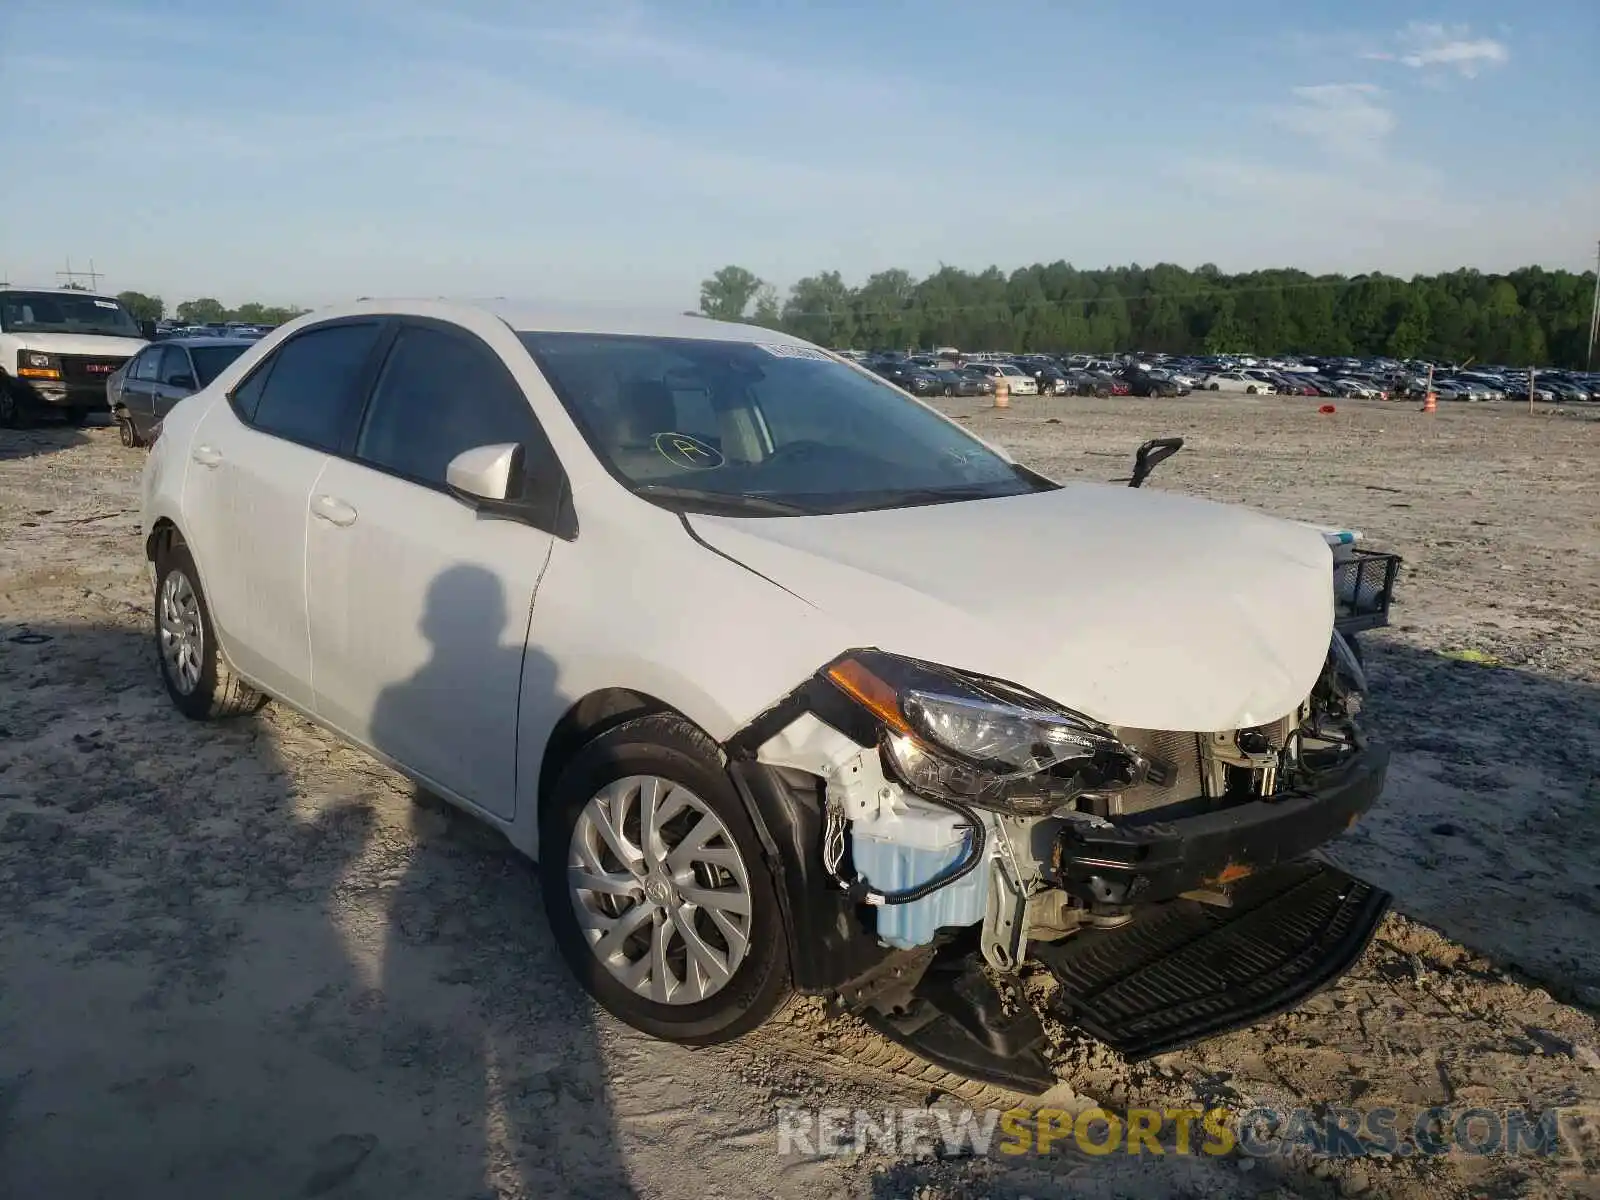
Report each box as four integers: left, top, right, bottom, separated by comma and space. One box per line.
192, 444, 223, 468
311, 494, 358, 527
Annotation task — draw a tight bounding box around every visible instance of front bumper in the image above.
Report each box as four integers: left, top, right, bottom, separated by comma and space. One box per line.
1048, 743, 1389, 907
12, 377, 109, 409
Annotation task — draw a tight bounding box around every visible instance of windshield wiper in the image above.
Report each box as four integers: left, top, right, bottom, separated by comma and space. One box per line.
632, 484, 817, 516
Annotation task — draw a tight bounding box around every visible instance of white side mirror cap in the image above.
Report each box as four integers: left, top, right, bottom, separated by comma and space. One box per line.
445, 443, 522, 503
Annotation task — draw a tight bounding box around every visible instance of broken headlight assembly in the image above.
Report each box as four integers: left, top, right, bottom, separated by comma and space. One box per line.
825, 649, 1148, 816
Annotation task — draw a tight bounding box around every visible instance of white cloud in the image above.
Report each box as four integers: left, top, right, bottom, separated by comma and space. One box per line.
1365, 21, 1510, 78
1273, 83, 1396, 161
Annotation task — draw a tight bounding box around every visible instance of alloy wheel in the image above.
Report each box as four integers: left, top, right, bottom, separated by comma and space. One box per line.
568, 775, 753, 1005
158, 568, 204, 695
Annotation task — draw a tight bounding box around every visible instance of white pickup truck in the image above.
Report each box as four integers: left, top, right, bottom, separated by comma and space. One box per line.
0, 287, 150, 427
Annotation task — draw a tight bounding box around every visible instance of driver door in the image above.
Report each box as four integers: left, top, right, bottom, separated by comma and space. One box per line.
305, 318, 567, 819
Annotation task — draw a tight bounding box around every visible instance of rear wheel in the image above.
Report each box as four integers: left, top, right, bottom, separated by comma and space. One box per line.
540, 713, 793, 1045
1209, 383, 1220, 391
65, 408, 94, 427
153, 541, 267, 720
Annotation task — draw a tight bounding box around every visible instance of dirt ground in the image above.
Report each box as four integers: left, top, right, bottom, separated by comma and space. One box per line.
2, 396, 1598, 1199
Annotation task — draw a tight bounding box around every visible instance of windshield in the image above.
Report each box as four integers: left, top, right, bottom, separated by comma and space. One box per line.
0, 291, 142, 337
519, 333, 1053, 516
190, 343, 250, 385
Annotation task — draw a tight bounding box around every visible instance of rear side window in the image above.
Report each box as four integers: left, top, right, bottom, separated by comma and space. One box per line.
247, 322, 384, 452
355, 322, 548, 490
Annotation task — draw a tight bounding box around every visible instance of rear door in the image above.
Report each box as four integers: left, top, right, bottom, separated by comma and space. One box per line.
182, 319, 390, 708
304, 318, 566, 818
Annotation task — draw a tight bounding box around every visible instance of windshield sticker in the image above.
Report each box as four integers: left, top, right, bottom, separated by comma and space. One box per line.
753, 343, 833, 362
92, 299, 119, 309
652, 432, 725, 471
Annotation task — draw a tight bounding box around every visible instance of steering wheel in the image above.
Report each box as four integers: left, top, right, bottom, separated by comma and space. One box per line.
764, 439, 834, 469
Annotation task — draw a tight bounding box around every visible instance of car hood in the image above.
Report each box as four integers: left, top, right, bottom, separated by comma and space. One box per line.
690, 484, 1334, 732
6, 333, 147, 357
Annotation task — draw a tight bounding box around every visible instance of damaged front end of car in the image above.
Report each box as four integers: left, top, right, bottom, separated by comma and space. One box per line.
722, 616, 1397, 1094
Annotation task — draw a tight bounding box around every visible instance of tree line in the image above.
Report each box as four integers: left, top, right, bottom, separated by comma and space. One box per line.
697, 262, 1598, 368
114, 291, 309, 328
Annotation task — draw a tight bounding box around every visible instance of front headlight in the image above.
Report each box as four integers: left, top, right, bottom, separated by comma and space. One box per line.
826, 650, 1148, 815
17, 350, 62, 379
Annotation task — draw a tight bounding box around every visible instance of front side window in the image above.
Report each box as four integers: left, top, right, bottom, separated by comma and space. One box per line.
0, 291, 142, 337
520, 333, 1051, 516
355, 323, 546, 489
131, 347, 165, 382
247, 321, 384, 452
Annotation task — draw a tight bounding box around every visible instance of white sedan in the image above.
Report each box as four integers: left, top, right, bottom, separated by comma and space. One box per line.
140, 299, 1391, 1078
967, 362, 1039, 395
1201, 371, 1276, 394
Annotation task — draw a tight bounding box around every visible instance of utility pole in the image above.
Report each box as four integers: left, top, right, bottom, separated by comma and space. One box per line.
55, 256, 103, 291
1588, 239, 1600, 372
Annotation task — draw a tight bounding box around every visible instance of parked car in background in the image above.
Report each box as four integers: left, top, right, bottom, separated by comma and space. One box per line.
106, 337, 255, 447
1060, 370, 1105, 397
1203, 371, 1276, 395
1331, 378, 1382, 399
871, 360, 943, 397
0, 286, 149, 427
967, 362, 1038, 395
928, 368, 988, 397
1027, 364, 1072, 396
1122, 370, 1185, 398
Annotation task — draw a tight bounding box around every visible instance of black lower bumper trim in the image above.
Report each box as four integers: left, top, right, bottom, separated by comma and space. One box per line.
856, 945, 1057, 1094
1051, 744, 1389, 907
1032, 859, 1390, 1061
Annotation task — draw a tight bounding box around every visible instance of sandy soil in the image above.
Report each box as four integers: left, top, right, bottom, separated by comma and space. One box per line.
2, 397, 1597, 1199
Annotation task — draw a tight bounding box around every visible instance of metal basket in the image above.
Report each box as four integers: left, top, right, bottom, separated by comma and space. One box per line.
1333, 549, 1402, 634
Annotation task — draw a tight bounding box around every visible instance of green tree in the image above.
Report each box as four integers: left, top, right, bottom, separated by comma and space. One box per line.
698, 266, 766, 322
116, 291, 165, 323
175, 297, 228, 324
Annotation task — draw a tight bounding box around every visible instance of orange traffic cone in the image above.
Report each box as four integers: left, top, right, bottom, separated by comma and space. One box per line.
993, 379, 1010, 410
1421, 390, 1437, 414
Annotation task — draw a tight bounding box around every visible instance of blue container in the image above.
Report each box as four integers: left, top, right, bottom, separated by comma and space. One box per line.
850, 832, 988, 949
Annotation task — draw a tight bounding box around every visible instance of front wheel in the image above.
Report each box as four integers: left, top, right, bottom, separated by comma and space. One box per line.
0, 380, 25, 428
540, 713, 793, 1045
153, 541, 267, 720
1209, 383, 1220, 391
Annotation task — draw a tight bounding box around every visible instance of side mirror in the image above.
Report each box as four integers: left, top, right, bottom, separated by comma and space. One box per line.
446, 442, 525, 506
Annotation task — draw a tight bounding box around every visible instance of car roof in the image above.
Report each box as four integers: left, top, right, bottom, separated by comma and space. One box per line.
159, 337, 257, 348
1, 285, 124, 301
289, 298, 818, 347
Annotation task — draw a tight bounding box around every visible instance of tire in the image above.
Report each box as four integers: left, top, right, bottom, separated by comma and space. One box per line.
153, 540, 267, 720
117, 417, 144, 448
1246, 386, 1258, 394
1209, 383, 1220, 391
0, 378, 26, 428
540, 713, 793, 1045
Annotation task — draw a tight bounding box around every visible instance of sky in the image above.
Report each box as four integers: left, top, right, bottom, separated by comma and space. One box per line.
1, 0, 1596, 309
